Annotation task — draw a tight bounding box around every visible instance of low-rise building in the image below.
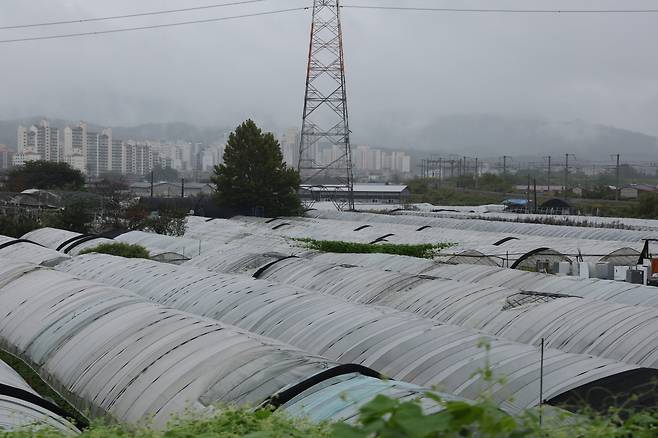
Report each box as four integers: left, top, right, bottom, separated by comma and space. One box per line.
620, 184, 658, 199
130, 181, 213, 198
300, 184, 410, 204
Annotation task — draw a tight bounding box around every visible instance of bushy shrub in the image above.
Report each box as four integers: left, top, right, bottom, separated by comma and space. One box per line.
0, 213, 40, 238
296, 238, 454, 259
79, 243, 150, 259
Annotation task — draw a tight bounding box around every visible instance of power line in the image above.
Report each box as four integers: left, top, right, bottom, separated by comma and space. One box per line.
341, 4, 658, 14
0, 7, 308, 44
0, 0, 274, 31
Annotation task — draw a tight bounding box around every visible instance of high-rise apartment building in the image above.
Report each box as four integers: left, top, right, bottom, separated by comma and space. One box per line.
38, 120, 60, 162
17, 126, 29, 153
0, 144, 13, 169
85, 131, 99, 176
63, 122, 87, 174
281, 128, 300, 167
111, 139, 123, 174
123, 142, 153, 176
97, 128, 113, 175
15, 120, 60, 165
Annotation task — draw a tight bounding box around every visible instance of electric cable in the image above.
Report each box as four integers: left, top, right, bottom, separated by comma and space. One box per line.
0, 0, 275, 30
341, 4, 658, 14
0, 7, 308, 44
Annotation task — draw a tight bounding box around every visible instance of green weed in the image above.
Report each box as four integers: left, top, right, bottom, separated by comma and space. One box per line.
295, 238, 453, 259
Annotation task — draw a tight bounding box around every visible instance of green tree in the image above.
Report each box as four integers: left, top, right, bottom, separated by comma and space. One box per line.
0, 212, 40, 238
6, 161, 85, 191
212, 120, 301, 217
633, 192, 658, 219
41, 201, 93, 234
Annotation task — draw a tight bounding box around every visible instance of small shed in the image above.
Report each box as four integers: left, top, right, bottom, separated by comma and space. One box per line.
300, 184, 410, 204
540, 198, 575, 215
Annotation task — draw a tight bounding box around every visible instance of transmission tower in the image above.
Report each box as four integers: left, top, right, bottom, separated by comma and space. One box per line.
298, 0, 354, 211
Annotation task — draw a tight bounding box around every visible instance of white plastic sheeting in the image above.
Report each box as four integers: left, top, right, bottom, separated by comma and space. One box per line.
310, 210, 658, 242
0, 359, 78, 432
0, 259, 339, 426
115, 231, 206, 259
0, 235, 70, 267
0, 258, 452, 427
112, 223, 658, 310
391, 207, 658, 233
421, 264, 658, 308
21, 228, 115, 256
266, 251, 658, 308
279, 372, 446, 422
186, 250, 658, 372
184, 216, 643, 268
21, 228, 183, 260
56, 254, 646, 412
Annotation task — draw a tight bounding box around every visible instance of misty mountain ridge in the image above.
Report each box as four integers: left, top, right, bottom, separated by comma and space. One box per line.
407, 114, 658, 160
1, 114, 656, 161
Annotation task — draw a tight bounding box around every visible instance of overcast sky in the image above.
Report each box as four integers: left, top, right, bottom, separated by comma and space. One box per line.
1, 0, 657, 144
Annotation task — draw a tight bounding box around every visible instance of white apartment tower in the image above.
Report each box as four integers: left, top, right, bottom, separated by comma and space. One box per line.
63, 122, 87, 173
123, 142, 153, 176
38, 120, 60, 162
15, 120, 59, 164
281, 128, 300, 167
86, 131, 100, 176
98, 128, 112, 174
111, 139, 123, 173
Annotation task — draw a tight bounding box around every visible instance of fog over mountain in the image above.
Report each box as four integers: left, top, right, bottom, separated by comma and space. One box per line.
404, 114, 658, 160
2, 114, 657, 162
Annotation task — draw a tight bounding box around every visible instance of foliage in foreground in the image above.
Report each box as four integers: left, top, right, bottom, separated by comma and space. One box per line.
79, 243, 150, 259
296, 238, 454, 259
3, 394, 658, 438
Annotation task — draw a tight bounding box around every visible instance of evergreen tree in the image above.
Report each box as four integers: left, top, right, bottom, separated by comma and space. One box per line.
6, 161, 85, 191
212, 120, 301, 217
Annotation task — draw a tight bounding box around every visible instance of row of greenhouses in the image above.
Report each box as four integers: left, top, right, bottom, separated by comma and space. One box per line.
2, 214, 658, 431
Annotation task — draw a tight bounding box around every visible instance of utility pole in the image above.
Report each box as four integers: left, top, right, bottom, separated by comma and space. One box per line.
298, 0, 354, 211
533, 178, 538, 213
502, 155, 510, 176
150, 170, 154, 198
544, 156, 551, 192
564, 153, 575, 200
475, 157, 479, 190
526, 174, 531, 213
613, 154, 620, 201
181, 177, 185, 198
439, 157, 443, 185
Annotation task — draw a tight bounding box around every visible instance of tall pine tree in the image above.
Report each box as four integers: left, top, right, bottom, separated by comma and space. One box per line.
212, 120, 301, 217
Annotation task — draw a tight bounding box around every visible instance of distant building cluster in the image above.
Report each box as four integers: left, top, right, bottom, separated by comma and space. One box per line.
13, 120, 228, 178
353, 145, 411, 174
15, 120, 156, 177
278, 128, 411, 176
11, 120, 411, 180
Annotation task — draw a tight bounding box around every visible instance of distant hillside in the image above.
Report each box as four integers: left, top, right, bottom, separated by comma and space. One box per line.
2, 115, 656, 162
407, 114, 658, 160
